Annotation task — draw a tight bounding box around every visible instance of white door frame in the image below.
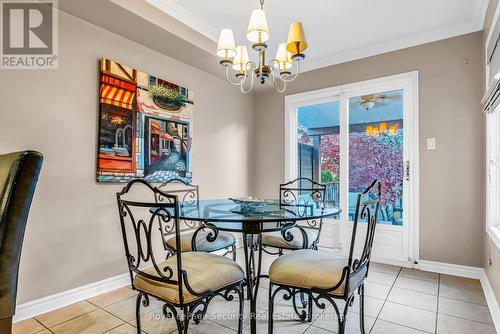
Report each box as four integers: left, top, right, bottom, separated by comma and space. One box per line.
284, 71, 420, 266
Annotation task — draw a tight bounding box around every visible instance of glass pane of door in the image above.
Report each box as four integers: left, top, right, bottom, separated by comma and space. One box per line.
297, 101, 340, 211
348, 89, 404, 225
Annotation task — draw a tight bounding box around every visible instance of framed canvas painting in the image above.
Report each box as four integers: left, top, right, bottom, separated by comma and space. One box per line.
97, 58, 194, 183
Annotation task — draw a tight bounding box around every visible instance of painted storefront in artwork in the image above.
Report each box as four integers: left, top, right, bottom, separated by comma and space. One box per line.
97, 58, 194, 183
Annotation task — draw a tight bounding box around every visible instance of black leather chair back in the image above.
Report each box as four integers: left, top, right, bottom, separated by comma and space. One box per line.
0, 151, 43, 332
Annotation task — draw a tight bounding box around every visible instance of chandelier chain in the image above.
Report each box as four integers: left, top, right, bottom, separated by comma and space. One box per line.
260, 0, 264, 9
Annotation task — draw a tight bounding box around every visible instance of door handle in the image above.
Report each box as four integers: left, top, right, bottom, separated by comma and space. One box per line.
405, 161, 410, 181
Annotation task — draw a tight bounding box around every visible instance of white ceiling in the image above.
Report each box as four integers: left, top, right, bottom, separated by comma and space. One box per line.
147, 0, 489, 71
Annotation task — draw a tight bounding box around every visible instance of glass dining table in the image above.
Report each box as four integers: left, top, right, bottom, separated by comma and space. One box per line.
177, 199, 341, 334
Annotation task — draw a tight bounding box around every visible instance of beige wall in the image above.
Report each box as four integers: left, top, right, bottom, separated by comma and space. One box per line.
483, 0, 500, 303
0, 3, 494, 306
0, 11, 254, 303
254, 32, 485, 267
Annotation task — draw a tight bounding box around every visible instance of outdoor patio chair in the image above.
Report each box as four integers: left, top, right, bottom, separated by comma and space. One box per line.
268, 180, 381, 334
158, 179, 237, 260
116, 179, 245, 334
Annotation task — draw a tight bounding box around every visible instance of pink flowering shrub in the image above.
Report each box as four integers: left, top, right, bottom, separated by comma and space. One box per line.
319, 131, 403, 206
320, 135, 340, 182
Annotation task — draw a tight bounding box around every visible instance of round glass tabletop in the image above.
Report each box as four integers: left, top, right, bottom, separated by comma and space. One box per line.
177, 199, 341, 233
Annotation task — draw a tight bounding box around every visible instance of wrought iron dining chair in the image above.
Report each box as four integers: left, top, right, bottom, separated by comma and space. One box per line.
0, 151, 43, 334
116, 179, 245, 334
268, 180, 381, 334
261, 177, 327, 255
158, 179, 237, 260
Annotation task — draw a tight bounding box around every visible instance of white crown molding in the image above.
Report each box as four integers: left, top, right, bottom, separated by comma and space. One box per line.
302, 0, 490, 73
145, 0, 219, 42
14, 273, 130, 322
148, 0, 490, 74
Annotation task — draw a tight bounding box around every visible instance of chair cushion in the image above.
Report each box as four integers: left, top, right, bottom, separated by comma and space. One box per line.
166, 230, 236, 252
261, 228, 318, 249
269, 249, 362, 296
134, 252, 244, 304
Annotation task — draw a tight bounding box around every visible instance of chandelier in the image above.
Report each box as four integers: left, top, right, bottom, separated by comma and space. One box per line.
216, 0, 308, 93
365, 123, 399, 136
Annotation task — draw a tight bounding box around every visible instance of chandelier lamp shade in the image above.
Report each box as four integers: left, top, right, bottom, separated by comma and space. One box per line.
247, 8, 270, 46
216, 0, 308, 93
217, 29, 237, 60
233, 45, 250, 74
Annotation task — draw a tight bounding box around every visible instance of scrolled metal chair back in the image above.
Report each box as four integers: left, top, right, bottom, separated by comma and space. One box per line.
158, 178, 199, 205
347, 180, 382, 273
158, 178, 199, 232
116, 179, 186, 304
279, 177, 326, 229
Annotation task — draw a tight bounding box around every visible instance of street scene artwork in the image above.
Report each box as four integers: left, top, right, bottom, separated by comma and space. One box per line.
97, 58, 194, 183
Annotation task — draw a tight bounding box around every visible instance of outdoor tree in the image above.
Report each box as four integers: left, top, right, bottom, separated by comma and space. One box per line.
349, 131, 403, 205
320, 135, 340, 182
319, 131, 403, 206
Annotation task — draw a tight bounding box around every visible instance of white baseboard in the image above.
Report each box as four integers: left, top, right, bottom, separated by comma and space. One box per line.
331, 250, 413, 268
331, 248, 414, 269
417, 260, 484, 279
480, 270, 500, 333
371, 256, 414, 269
14, 272, 130, 323
417, 260, 500, 333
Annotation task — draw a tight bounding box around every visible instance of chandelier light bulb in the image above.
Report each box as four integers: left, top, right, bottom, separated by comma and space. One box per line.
275, 43, 293, 74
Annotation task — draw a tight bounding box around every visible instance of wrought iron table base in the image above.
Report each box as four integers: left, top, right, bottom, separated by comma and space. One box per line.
241, 231, 312, 334
242, 233, 264, 334
167, 199, 340, 334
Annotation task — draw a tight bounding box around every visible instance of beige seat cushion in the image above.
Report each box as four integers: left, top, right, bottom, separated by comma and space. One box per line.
167, 230, 236, 252
262, 228, 318, 249
134, 252, 244, 304
269, 250, 363, 296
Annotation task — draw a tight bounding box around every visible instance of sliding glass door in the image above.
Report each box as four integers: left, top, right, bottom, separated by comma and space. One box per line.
297, 100, 341, 213
348, 90, 404, 226
286, 73, 418, 266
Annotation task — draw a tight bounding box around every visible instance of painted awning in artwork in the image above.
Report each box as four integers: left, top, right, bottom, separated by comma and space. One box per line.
100, 84, 135, 110
151, 122, 161, 134
160, 133, 173, 141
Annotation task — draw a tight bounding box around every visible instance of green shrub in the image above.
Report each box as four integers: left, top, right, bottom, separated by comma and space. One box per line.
321, 170, 334, 183
148, 84, 185, 106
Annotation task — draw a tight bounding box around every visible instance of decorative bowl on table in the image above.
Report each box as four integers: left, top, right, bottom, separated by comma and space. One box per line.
229, 197, 271, 214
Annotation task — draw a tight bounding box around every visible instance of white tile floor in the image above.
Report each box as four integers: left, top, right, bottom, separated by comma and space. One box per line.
13, 249, 497, 334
